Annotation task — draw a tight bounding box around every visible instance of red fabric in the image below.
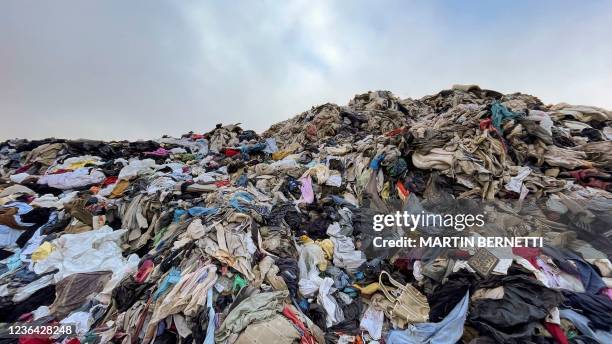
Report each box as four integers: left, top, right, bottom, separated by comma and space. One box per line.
479, 118, 493, 131
191, 134, 204, 140
512, 247, 541, 267
18, 338, 53, 344
17, 313, 33, 322
135, 259, 154, 283
396, 180, 409, 200
101, 176, 118, 186
282, 305, 316, 344
49, 169, 71, 175
223, 149, 240, 157
15, 163, 34, 174
385, 127, 407, 137
65, 338, 81, 344
544, 322, 569, 344
215, 180, 231, 187
480, 118, 508, 151
569, 169, 611, 191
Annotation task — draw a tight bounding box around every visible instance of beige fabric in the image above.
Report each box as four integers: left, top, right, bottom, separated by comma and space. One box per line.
234, 314, 301, 344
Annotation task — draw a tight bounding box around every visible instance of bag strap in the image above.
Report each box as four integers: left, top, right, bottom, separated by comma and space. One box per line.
381, 270, 406, 290
379, 271, 398, 303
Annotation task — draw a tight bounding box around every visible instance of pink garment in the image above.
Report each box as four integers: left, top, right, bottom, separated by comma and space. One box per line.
601, 288, 612, 300
298, 176, 315, 204
144, 148, 170, 157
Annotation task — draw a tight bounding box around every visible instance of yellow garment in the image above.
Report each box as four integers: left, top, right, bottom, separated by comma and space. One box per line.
68, 159, 98, 170
317, 261, 328, 271
316, 239, 334, 260
110, 179, 130, 198
381, 182, 391, 200
299, 235, 313, 244
32, 242, 55, 261
272, 151, 291, 160
353, 282, 381, 295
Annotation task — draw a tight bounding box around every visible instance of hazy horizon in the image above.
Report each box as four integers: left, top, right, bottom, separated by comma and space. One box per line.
2, 0, 611, 140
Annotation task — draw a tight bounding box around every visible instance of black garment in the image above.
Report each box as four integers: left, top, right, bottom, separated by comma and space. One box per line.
65, 140, 120, 160
468, 271, 563, 343
190, 306, 209, 344
112, 276, 153, 313
19, 180, 63, 196
16, 208, 54, 247
0, 284, 56, 322
0, 249, 12, 260
275, 258, 299, 298
152, 331, 178, 344
306, 303, 327, 330
428, 269, 477, 322
238, 130, 258, 142
562, 290, 612, 331
336, 293, 362, 325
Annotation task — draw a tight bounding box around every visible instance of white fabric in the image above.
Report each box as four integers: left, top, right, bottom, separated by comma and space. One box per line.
117, 158, 156, 180
30, 194, 64, 209
61, 311, 92, 335
360, 304, 384, 339
33, 226, 138, 282
37, 168, 105, 190
317, 277, 344, 328
505, 167, 531, 193
327, 222, 366, 272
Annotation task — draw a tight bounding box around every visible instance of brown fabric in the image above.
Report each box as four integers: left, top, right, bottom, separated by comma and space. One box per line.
65, 197, 93, 226
0, 207, 29, 230
50, 271, 112, 318
25, 143, 65, 169
63, 218, 93, 234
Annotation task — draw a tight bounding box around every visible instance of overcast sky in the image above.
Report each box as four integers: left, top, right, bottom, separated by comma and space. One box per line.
1, 1, 611, 140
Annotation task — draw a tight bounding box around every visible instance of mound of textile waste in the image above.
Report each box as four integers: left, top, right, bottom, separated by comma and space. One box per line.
1, 84, 611, 343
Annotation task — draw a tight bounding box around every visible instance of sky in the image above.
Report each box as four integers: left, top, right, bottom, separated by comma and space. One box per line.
1, 0, 611, 140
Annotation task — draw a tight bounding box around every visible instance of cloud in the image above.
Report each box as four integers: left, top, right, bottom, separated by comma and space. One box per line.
1, 0, 611, 140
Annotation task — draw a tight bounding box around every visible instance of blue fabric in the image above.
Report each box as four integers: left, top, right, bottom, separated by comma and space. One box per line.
387, 292, 469, 344
153, 267, 181, 301
559, 308, 612, 344
491, 101, 522, 132
229, 192, 254, 212
236, 174, 248, 187
572, 259, 607, 294
6, 249, 22, 271
173, 209, 186, 223
241, 142, 267, 153
204, 288, 216, 344
298, 299, 310, 312
369, 155, 385, 170
239, 142, 267, 160
3, 202, 33, 215
263, 138, 278, 153
187, 207, 219, 217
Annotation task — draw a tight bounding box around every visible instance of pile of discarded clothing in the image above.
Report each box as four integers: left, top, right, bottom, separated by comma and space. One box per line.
1, 85, 611, 343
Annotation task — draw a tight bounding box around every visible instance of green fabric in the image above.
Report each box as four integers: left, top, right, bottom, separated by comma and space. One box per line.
491, 101, 522, 132
233, 274, 248, 291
